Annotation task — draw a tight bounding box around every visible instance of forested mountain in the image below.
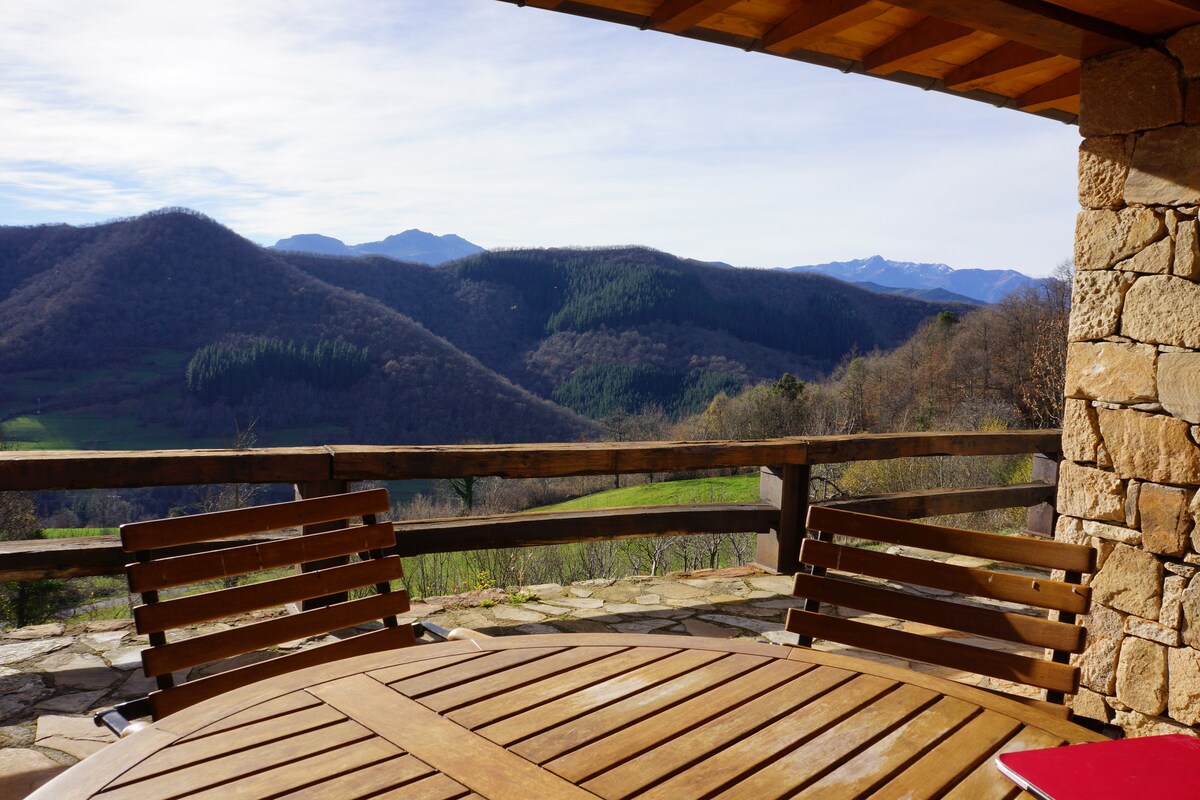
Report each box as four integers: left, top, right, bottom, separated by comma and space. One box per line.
272, 229, 484, 264
0, 211, 972, 448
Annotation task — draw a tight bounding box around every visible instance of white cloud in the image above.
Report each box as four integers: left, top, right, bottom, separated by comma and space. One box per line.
0, 0, 1080, 275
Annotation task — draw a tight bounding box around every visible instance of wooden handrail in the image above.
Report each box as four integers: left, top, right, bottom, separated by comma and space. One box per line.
0, 430, 1061, 490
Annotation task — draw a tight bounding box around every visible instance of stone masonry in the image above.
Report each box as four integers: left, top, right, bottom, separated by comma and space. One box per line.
1064, 26, 1200, 736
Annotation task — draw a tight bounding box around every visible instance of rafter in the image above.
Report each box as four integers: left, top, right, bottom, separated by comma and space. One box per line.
1016, 67, 1080, 111
519, 0, 569, 8
762, 0, 885, 55
1156, 0, 1200, 13
878, 0, 1149, 59
861, 17, 977, 74
944, 41, 1061, 90
650, 0, 742, 34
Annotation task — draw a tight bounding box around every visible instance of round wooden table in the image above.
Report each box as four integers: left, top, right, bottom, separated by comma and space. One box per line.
33, 634, 1103, 799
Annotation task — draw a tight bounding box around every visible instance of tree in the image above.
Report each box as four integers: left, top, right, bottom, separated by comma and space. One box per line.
0, 460, 74, 627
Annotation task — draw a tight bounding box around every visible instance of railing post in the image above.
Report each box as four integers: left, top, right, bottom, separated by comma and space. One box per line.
1026, 452, 1060, 539
294, 479, 351, 610
755, 464, 809, 574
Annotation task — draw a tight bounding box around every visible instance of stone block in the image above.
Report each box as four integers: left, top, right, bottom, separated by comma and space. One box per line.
1115, 636, 1169, 715
1067, 270, 1135, 341
1182, 579, 1200, 648
1120, 235, 1174, 275
1168, 25, 1200, 78
1139, 483, 1195, 557
1090, 543, 1163, 619
1062, 399, 1101, 463
1175, 217, 1200, 278
1167, 646, 1200, 725
1126, 126, 1200, 205
1163, 575, 1188, 629
1075, 603, 1125, 694
1159, 352, 1200, 424
1123, 275, 1200, 349
1075, 208, 1165, 271
1126, 480, 1141, 529
1082, 519, 1141, 545
1078, 136, 1130, 209
1096, 407, 1200, 484
1070, 687, 1111, 723
1064, 341, 1157, 403
1125, 616, 1181, 646
1054, 515, 1087, 546
1187, 79, 1200, 125
1111, 708, 1197, 738
1080, 48, 1183, 136
1057, 461, 1126, 522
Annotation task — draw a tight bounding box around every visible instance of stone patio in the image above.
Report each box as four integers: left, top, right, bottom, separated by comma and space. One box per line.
0, 566, 1041, 798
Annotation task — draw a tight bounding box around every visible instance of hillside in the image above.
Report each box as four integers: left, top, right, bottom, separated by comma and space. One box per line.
0, 211, 594, 447
0, 211, 972, 448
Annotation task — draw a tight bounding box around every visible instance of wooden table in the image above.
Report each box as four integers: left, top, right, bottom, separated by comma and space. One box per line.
32, 634, 1103, 800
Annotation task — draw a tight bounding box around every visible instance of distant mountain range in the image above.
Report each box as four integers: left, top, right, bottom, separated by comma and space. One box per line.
272, 229, 484, 265
782, 255, 1047, 304
0, 211, 973, 448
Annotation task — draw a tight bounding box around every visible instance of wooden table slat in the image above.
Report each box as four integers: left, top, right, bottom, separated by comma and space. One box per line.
274, 753, 439, 799
367, 650, 492, 685
470, 648, 719, 745
941, 727, 1066, 800
545, 658, 819, 784
178, 690, 324, 742
420, 645, 626, 713
311, 674, 601, 800
639, 676, 926, 800
512, 652, 770, 764
792, 696, 980, 798
371, 774, 476, 800
867, 711, 1026, 800
387, 646, 570, 698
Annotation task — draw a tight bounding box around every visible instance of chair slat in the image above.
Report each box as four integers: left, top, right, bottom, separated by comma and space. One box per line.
807, 506, 1095, 573
134, 557, 405, 634
148, 625, 416, 719
127, 522, 396, 593
785, 610, 1080, 695
141, 591, 410, 677
801, 539, 1089, 614
791, 572, 1086, 653
121, 488, 390, 552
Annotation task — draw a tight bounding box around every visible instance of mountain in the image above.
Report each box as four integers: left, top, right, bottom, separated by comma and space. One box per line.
272, 229, 484, 265
783, 255, 1046, 304
0, 210, 592, 446
851, 281, 983, 306
0, 211, 973, 448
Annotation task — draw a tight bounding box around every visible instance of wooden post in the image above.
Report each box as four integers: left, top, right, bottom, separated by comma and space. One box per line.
754, 464, 808, 574
1026, 452, 1060, 539
294, 479, 351, 610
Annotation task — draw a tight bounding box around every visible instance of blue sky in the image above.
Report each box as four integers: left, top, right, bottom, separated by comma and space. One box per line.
0, 1, 1081, 276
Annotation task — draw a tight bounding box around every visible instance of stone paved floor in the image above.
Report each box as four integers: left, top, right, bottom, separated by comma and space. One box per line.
0, 566, 1040, 798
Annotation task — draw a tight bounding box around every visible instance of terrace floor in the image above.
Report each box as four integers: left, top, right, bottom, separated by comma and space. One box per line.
0, 566, 1044, 798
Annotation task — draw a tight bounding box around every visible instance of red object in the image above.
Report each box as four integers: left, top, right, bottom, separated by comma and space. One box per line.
995, 734, 1200, 800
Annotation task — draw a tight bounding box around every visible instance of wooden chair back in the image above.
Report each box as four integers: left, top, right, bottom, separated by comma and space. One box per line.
120, 488, 414, 719
788, 506, 1095, 709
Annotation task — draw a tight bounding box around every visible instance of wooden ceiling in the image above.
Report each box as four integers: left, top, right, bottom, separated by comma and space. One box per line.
497, 0, 1200, 123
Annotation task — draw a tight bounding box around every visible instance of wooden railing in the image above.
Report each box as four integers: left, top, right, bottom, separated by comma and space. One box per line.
0, 430, 1061, 583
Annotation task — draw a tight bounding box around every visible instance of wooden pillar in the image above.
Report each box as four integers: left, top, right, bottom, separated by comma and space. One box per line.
1026, 451, 1060, 539
294, 479, 351, 610
754, 464, 808, 574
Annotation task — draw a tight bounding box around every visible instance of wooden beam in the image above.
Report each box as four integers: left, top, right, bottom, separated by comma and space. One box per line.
1016, 67, 1080, 111
862, 17, 978, 75
650, 0, 741, 34
943, 41, 1062, 90
1157, 0, 1200, 13
762, 0, 885, 56
823, 481, 1055, 520
878, 0, 1150, 59
390, 503, 779, 556
520, 0, 568, 8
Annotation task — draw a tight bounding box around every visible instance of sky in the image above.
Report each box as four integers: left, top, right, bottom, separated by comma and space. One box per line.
0, 1, 1082, 277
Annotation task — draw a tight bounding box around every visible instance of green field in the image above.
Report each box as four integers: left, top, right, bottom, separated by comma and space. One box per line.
42, 527, 119, 539
535, 474, 759, 511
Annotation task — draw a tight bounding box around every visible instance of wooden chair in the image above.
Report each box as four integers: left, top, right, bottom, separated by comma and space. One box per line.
787, 506, 1095, 713
94, 488, 415, 736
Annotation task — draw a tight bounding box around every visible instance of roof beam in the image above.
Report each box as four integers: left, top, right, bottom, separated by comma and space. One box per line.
520, 0, 569, 8
862, 17, 978, 74
1157, 0, 1200, 13
877, 0, 1150, 59
650, 0, 742, 34
762, 0, 886, 55
1016, 67, 1080, 111
944, 41, 1061, 90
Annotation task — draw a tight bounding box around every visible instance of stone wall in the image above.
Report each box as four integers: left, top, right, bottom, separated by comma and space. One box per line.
1064, 27, 1200, 736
